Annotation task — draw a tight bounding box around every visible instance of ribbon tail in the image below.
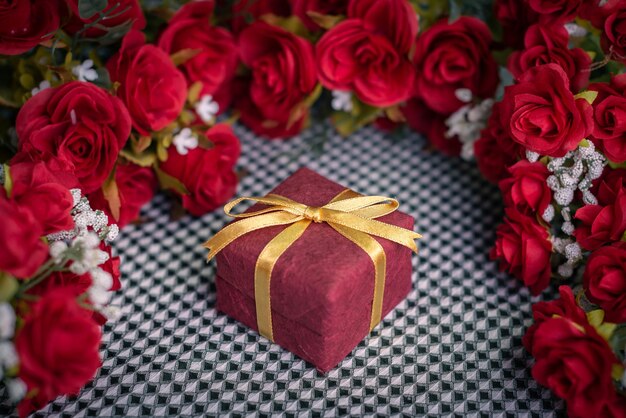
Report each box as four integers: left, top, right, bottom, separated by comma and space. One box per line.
330, 224, 386, 331
204, 211, 302, 260
324, 211, 421, 253
255, 219, 312, 341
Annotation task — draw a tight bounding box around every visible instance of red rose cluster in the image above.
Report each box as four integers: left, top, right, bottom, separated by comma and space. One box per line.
476, 2, 626, 415
1, 1, 244, 415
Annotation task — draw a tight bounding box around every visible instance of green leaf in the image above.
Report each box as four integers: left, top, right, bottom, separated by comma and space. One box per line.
154, 166, 189, 195
120, 149, 157, 167
587, 309, 617, 341
89, 19, 134, 44
78, 0, 108, 19
101, 167, 121, 222
306, 11, 344, 30
170, 48, 201, 66
574, 90, 599, 105
3, 163, 12, 197
0, 272, 18, 302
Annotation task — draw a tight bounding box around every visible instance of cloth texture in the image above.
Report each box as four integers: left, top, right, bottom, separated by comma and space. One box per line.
1, 123, 564, 416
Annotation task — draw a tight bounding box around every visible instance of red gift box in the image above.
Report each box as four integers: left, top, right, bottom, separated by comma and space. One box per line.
213, 168, 416, 372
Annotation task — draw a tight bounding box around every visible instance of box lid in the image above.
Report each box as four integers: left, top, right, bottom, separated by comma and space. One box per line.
215, 167, 415, 336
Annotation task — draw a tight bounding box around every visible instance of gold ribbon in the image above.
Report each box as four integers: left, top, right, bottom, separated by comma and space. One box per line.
204, 189, 421, 341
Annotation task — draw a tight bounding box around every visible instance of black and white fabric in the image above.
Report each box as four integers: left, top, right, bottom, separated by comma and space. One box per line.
10, 123, 565, 416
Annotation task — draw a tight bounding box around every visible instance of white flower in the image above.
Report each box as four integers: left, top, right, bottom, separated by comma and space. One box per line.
106, 224, 119, 242
101, 305, 121, 320
557, 263, 574, 278
31, 80, 50, 96
444, 98, 494, 161
564, 23, 587, 38
173, 128, 198, 155
454, 88, 473, 103
89, 286, 112, 307
6, 378, 27, 403
194, 95, 219, 124
0, 341, 19, 369
0, 303, 15, 340
331, 90, 353, 112
91, 268, 113, 290
542, 205, 555, 223
564, 242, 582, 262
526, 150, 540, 163
562, 221, 575, 236
48, 240, 68, 262
70, 188, 82, 206
72, 59, 98, 82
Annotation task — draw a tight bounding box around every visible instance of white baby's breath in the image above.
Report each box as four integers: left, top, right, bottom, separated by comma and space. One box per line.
31, 80, 50, 96
331, 90, 353, 113
173, 128, 198, 155
195, 95, 219, 124
0, 303, 15, 340
72, 59, 98, 82
445, 98, 494, 160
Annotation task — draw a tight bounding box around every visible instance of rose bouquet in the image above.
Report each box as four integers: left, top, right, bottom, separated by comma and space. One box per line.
2, 0, 626, 416
0, 0, 241, 415
472, 1, 626, 416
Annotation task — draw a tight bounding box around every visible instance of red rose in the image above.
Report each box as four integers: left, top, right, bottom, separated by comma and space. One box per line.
527, 0, 582, 23
499, 161, 552, 216
15, 81, 131, 194
490, 208, 553, 295
317, 0, 417, 107
402, 98, 461, 156
0, 196, 48, 278
27, 270, 91, 298
589, 74, 626, 163
525, 313, 622, 417
523, 286, 588, 352
16, 288, 101, 417
236, 22, 317, 138
474, 102, 524, 183
602, 5, 626, 64
579, 0, 621, 28
500, 64, 593, 157
64, 0, 145, 38
108, 30, 187, 136
574, 190, 626, 251
494, 0, 539, 49
88, 162, 157, 228
584, 243, 626, 322
290, 0, 349, 31
508, 24, 590, 92
230, 0, 291, 34
8, 160, 74, 235
158, 1, 238, 112
593, 167, 626, 204
412, 16, 498, 115
0, 0, 65, 55
159, 124, 240, 215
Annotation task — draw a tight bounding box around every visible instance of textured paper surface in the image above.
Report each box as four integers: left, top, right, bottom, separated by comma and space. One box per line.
215, 167, 415, 371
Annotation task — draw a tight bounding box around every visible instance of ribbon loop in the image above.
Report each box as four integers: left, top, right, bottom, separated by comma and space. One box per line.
204, 189, 421, 342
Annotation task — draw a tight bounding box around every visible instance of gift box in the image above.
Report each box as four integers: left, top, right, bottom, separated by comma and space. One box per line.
209, 168, 418, 372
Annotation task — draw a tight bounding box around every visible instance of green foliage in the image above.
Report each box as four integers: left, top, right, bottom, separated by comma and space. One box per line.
2, 163, 12, 197
0, 273, 18, 302
78, 0, 108, 19
448, 0, 494, 23
154, 166, 189, 195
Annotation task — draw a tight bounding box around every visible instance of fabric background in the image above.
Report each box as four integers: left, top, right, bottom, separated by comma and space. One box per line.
1, 123, 564, 416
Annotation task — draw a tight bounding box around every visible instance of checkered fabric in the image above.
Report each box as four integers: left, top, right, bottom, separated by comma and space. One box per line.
3, 123, 565, 417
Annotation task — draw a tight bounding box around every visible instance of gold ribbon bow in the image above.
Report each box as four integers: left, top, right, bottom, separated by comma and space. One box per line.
204, 189, 421, 341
